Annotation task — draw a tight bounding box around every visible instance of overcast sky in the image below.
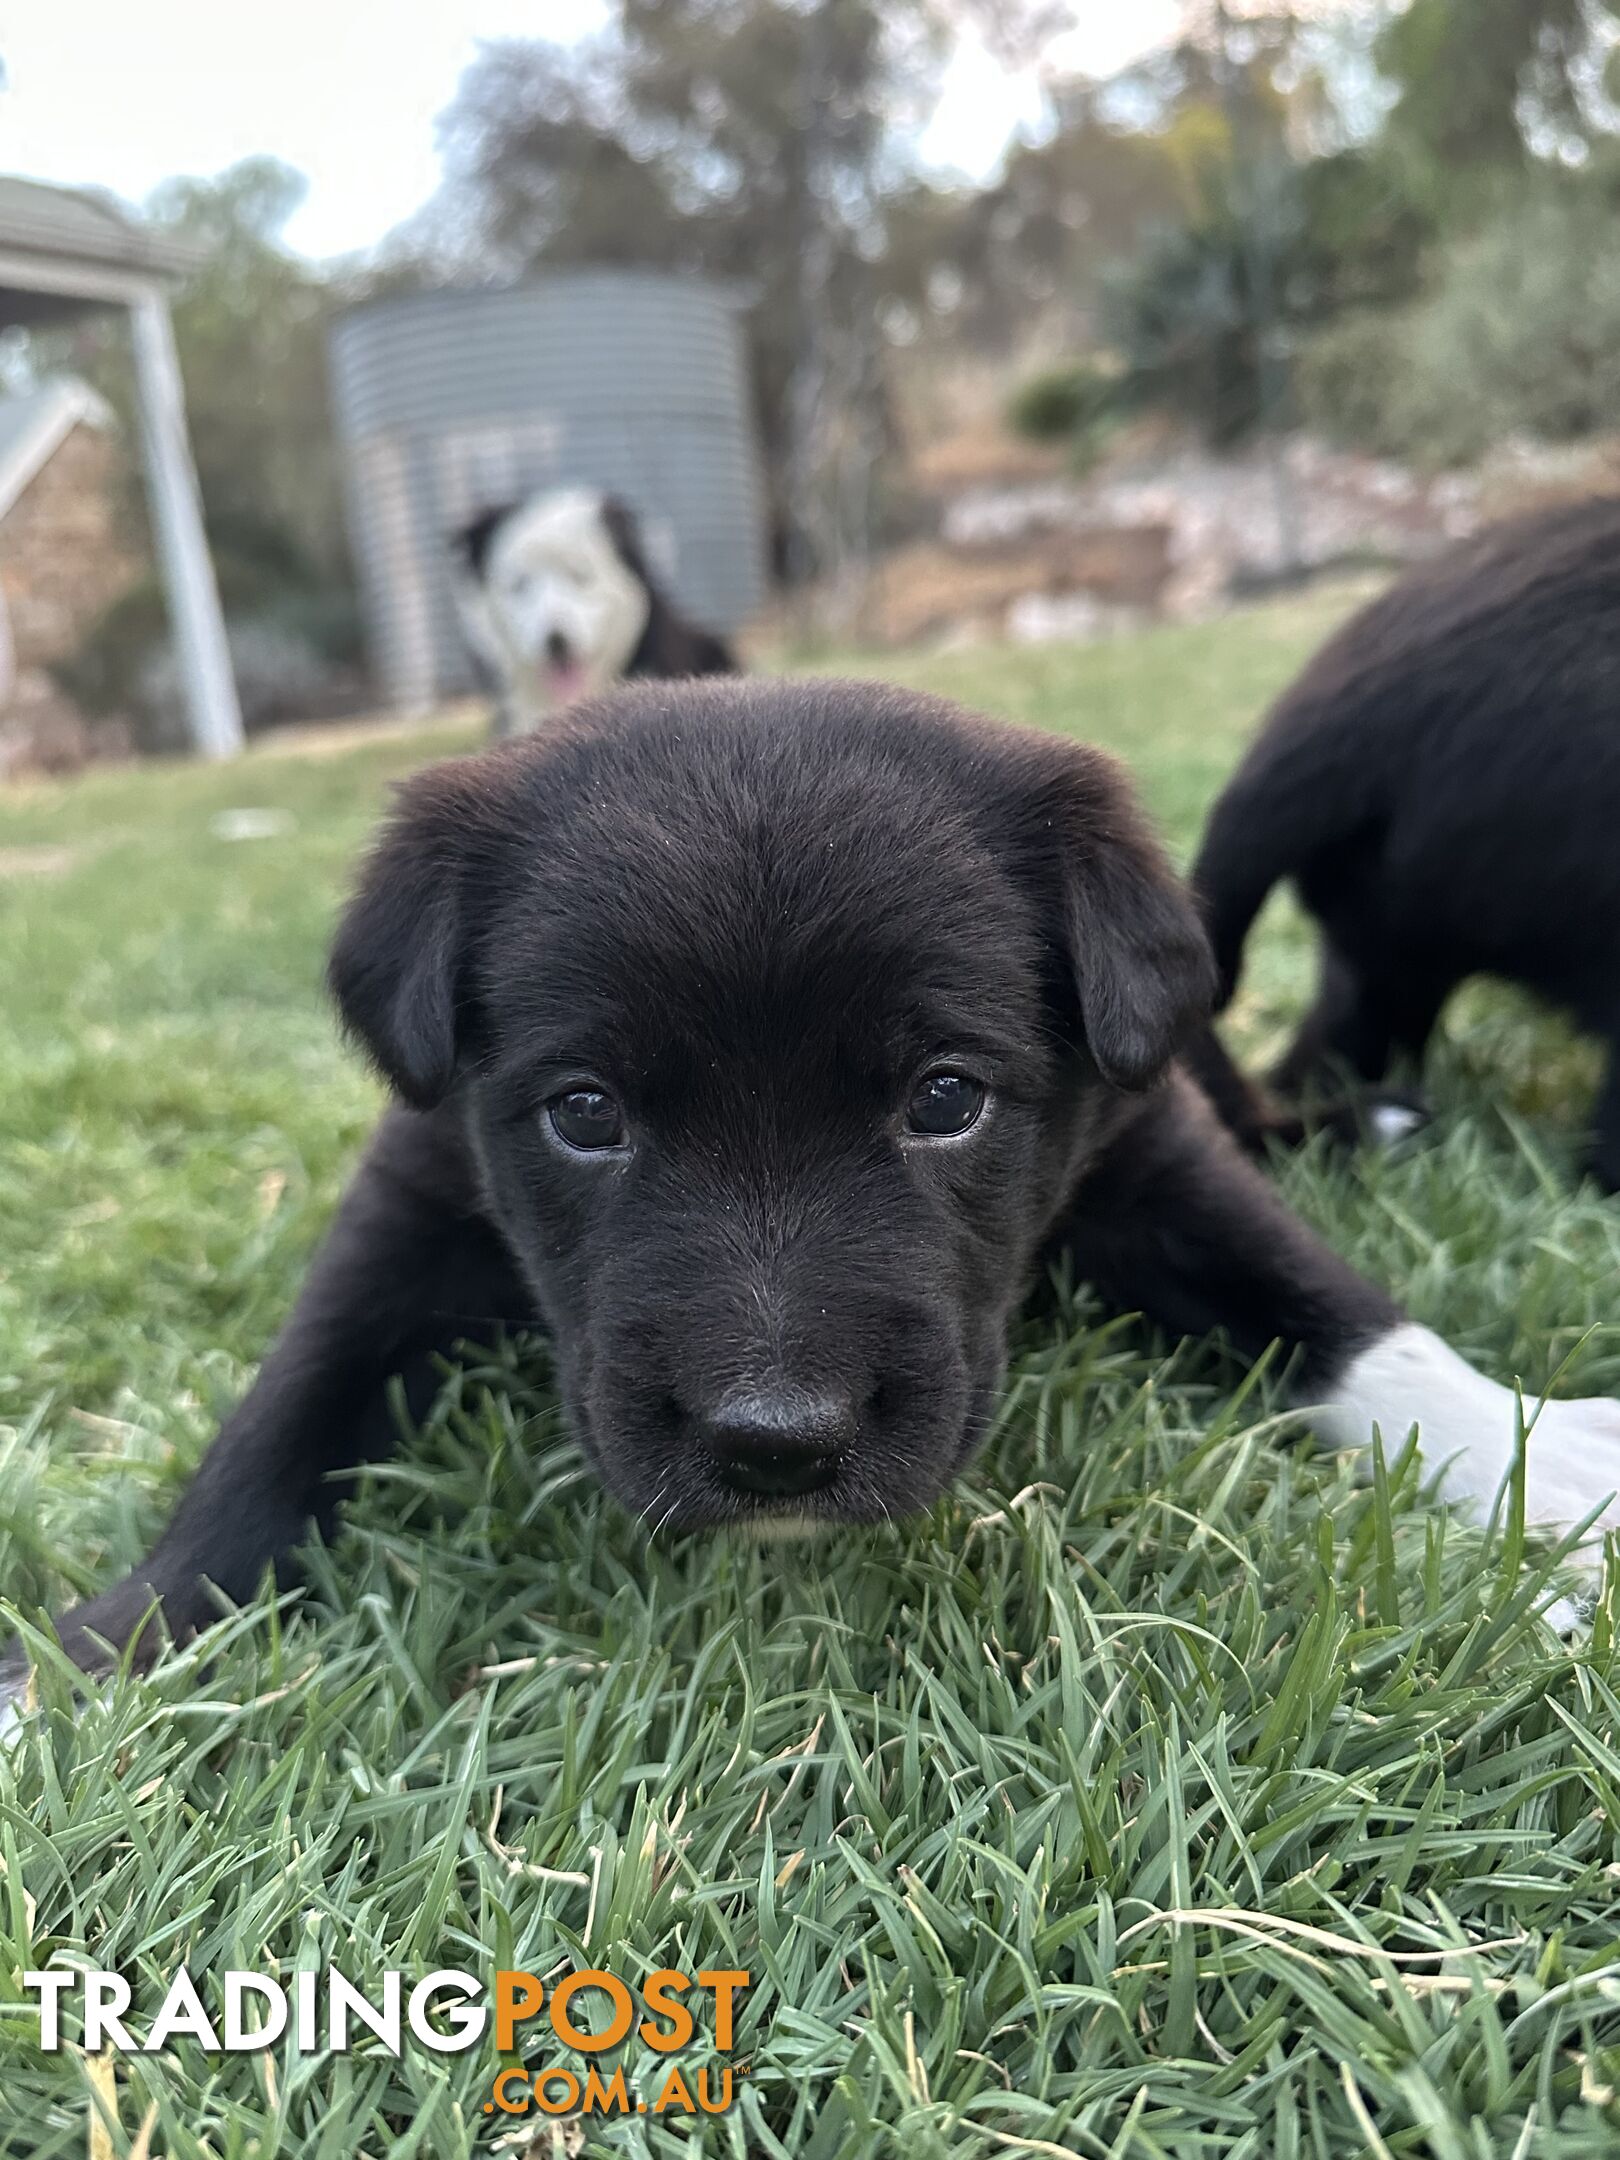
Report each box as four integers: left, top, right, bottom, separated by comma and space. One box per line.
0, 1, 1181, 260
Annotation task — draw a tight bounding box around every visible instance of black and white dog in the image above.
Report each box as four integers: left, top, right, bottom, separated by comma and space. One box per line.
1192, 496, 1620, 1186
6, 677, 1617, 1713
452, 487, 735, 736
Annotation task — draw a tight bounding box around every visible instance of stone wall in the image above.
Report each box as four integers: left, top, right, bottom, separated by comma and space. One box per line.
0, 421, 141, 671
0, 422, 144, 777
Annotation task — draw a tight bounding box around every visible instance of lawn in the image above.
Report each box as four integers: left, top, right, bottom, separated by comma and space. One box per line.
2, 591, 1619, 2159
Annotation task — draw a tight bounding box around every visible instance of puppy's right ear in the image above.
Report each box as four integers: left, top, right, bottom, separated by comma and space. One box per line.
327, 763, 496, 1108
1006, 732, 1217, 1093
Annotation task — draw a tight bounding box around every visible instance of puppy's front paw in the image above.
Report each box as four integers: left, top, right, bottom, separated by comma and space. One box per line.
1275, 1088, 1431, 1154
1509, 1391, 1620, 1534
1313, 1323, 1620, 1563
0, 1653, 35, 1746
1364, 1091, 1430, 1146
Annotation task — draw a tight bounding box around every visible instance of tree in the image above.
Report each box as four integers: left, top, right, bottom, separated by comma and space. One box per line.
435, 2, 965, 576
141, 158, 351, 594
1377, 0, 1616, 189
1300, 170, 1620, 461
54, 158, 357, 610
1071, 11, 1294, 448
879, 81, 1189, 356
1066, 7, 1427, 456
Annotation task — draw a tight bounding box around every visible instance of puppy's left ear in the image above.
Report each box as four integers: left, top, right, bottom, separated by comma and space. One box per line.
1022, 737, 1217, 1092
327, 760, 500, 1108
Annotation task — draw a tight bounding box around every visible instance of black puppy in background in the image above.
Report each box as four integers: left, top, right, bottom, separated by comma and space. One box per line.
452, 487, 734, 737
1192, 496, 1620, 1185
8, 680, 1620, 1701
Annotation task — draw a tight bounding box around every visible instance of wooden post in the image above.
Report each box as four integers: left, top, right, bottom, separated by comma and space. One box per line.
128, 290, 243, 758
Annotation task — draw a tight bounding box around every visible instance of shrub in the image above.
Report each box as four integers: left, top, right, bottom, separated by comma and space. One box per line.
136, 619, 331, 750
1007, 362, 1118, 444
1300, 188, 1620, 465
1296, 309, 1416, 457
54, 543, 363, 755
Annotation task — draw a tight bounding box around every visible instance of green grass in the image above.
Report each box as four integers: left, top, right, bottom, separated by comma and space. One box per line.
2, 592, 1619, 2158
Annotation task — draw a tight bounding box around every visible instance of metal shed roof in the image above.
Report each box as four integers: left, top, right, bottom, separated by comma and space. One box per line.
0, 176, 199, 279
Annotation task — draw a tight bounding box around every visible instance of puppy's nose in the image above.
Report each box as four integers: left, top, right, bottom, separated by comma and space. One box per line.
704, 1387, 851, 1499
545, 628, 573, 666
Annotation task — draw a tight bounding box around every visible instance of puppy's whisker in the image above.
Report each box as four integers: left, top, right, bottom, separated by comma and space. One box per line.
640, 1467, 678, 1543
650, 1497, 682, 1541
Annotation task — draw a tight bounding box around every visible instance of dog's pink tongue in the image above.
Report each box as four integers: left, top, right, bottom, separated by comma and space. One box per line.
545, 660, 588, 706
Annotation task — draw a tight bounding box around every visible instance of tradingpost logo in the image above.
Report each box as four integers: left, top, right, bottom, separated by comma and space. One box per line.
483, 1966, 750, 2121
23, 1962, 751, 2122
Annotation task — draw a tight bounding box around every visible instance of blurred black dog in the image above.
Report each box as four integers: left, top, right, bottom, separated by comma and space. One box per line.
1192, 497, 1620, 1186
11, 679, 1620, 1693
452, 487, 734, 736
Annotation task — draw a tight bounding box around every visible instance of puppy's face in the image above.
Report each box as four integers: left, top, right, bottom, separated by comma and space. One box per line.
479, 490, 650, 708
330, 683, 1213, 1534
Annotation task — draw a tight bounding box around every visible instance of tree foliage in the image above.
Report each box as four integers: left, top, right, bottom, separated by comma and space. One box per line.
1027, 0, 1615, 452
1300, 174, 1620, 463
144, 158, 351, 591
437, 3, 948, 567
881, 82, 1189, 353
436, 4, 1286, 561
1377, 0, 1616, 185
57, 157, 359, 609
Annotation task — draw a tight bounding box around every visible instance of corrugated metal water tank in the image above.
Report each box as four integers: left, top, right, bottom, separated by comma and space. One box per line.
329, 272, 766, 710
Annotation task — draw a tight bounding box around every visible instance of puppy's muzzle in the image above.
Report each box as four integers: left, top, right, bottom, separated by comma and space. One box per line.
701, 1385, 851, 1500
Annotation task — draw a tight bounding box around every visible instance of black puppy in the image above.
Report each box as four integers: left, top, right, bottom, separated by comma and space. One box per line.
452, 487, 734, 737
11, 680, 1620, 1694
1192, 497, 1620, 1184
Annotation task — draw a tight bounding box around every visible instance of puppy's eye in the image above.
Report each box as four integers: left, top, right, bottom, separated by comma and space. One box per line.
548, 1088, 626, 1152
906, 1071, 986, 1138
